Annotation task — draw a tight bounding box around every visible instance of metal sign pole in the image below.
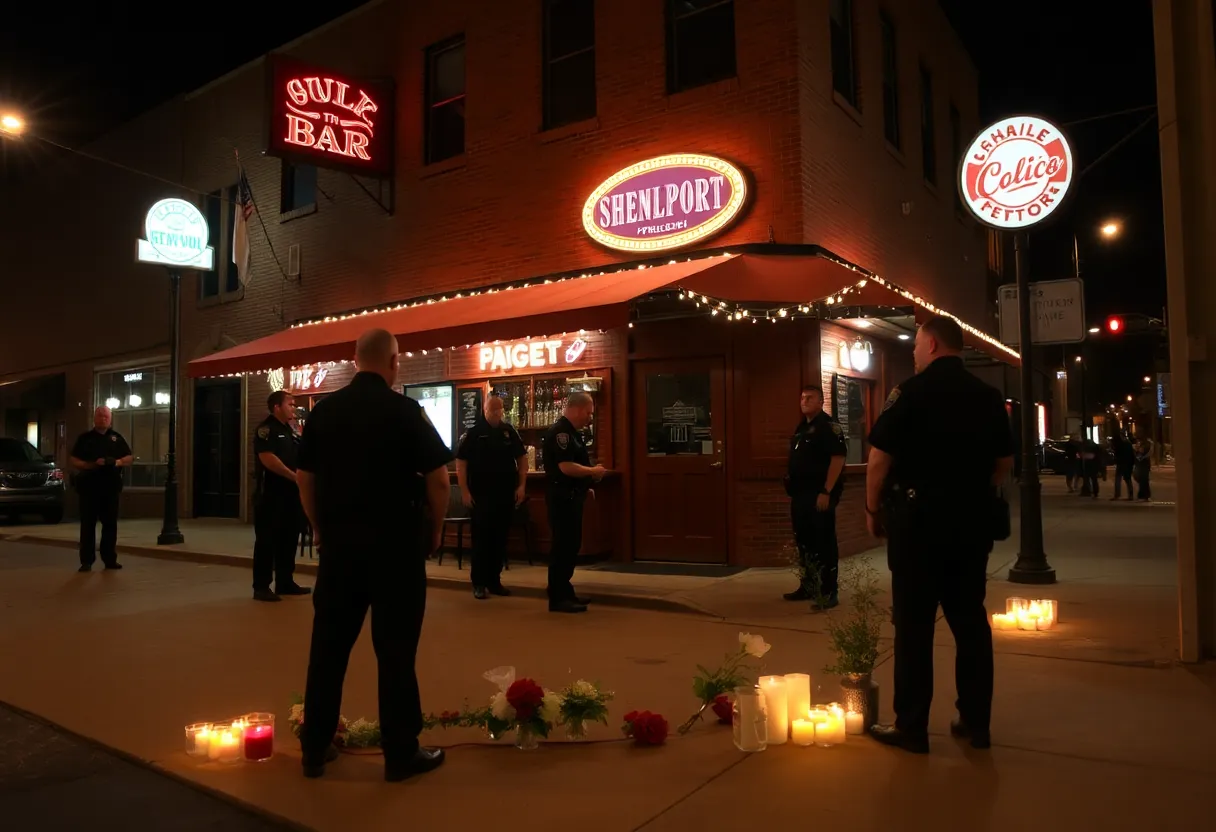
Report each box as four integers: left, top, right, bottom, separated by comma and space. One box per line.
157, 269, 185, 546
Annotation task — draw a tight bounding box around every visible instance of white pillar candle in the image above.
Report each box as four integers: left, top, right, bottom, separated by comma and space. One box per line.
815, 714, 846, 746
808, 707, 829, 725
734, 689, 766, 752
192, 726, 212, 756
845, 710, 865, 735
784, 673, 811, 727
208, 730, 223, 760
791, 719, 816, 746
759, 676, 789, 744
216, 730, 241, 762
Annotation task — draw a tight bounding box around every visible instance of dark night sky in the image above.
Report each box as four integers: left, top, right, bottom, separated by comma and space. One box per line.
1, 1, 1164, 404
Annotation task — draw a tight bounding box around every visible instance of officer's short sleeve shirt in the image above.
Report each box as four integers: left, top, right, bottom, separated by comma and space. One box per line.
455, 421, 526, 494
543, 416, 589, 493
71, 429, 131, 490
254, 416, 299, 491
788, 412, 848, 495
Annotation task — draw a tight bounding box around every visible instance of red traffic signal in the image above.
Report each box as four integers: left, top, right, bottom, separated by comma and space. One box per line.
1106, 316, 1124, 334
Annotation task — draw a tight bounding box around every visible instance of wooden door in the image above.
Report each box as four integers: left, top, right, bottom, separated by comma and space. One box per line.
192, 379, 242, 518
631, 358, 728, 563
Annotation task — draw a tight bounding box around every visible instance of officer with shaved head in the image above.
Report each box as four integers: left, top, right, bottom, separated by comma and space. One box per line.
69, 405, 133, 572
295, 328, 453, 782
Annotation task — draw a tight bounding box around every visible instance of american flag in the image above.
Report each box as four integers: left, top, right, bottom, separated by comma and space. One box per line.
233, 168, 255, 286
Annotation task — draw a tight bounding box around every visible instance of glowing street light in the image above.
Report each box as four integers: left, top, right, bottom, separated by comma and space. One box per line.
0, 113, 24, 137
1088, 326, 1101, 334
1101, 221, 1121, 238
1075, 356, 1084, 363
1144, 375, 1152, 383
1127, 394, 1134, 402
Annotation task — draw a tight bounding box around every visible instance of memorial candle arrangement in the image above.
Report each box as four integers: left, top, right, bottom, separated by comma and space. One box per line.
992, 598, 1058, 632
758, 676, 788, 745
243, 713, 276, 762
748, 674, 850, 751
185, 713, 274, 764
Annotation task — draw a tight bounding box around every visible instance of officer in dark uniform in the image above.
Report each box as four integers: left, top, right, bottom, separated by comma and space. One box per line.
296, 328, 452, 782
456, 394, 527, 600
252, 390, 309, 602
864, 315, 1014, 754
541, 391, 604, 614
783, 385, 847, 608
69, 405, 133, 572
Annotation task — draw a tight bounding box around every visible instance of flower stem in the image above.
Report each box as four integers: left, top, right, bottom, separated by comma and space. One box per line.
678, 701, 709, 735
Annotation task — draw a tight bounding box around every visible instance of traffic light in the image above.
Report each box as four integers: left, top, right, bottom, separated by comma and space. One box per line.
1106, 315, 1124, 334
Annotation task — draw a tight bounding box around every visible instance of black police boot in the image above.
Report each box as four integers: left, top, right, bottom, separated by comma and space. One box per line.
385, 747, 445, 782
473, 586, 489, 600
783, 586, 812, 601
103, 562, 123, 570
488, 584, 511, 597
870, 724, 930, 754
549, 598, 587, 614
811, 594, 839, 612
78, 564, 92, 573
277, 584, 311, 596
950, 718, 991, 749
253, 589, 282, 602
302, 744, 340, 779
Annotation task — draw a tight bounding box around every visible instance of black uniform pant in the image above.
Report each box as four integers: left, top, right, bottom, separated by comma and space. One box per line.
253, 491, 301, 592
1136, 469, 1151, 500
791, 492, 839, 598
1113, 465, 1133, 498
78, 487, 120, 567
888, 531, 993, 737
470, 493, 513, 588
546, 491, 585, 602
302, 545, 427, 766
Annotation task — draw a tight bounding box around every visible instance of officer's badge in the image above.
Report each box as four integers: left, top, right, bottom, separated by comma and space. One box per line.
257, 426, 270, 440
110, 434, 117, 442
831, 423, 843, 435
882, 387, 902, 412
502, 430, 509, 439
556, 432, 570, 450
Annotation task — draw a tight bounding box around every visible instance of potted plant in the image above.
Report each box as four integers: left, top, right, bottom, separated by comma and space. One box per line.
818, 558, 886, 733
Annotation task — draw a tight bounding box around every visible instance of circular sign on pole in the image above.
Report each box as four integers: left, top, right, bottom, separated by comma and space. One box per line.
136, 197, 215, 271
958, 116, 1074, 230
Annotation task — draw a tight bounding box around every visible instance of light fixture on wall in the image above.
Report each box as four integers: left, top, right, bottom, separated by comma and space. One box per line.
897, 333, 911, 340
849, 338, 873, 372
128, 394, 143, 408
105, 397, 120, 409
155, 392, 171, 405
853, 318, 873, 328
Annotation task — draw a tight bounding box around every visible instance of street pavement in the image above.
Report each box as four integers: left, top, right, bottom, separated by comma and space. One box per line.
0, 467, 1211, 830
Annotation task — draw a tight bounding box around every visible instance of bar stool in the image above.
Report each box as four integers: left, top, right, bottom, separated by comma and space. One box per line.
439, 488, 472, 569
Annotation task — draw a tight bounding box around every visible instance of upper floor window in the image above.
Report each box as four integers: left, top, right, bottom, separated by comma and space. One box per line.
880, 11, 899, 147
544, 0, 597, 129
830, 0, 858, 108
666, 0, 736, 94
425, 36, 467, 164
280, 162, 316, 214
919, 62, 936, 185
949, 103, 963, 212
199, 187, 243, 299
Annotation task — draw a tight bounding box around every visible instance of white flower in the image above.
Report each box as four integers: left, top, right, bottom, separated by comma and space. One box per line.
288, 704, 304, 721
541, 691, 562, 725
483, 665, 517, 692
739, 632, 771, 658
571, 679, 597, 698
490, 691, 516, 722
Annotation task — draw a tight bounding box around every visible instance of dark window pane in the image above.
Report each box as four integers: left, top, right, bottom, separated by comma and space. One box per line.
546, 48, 597, 128
920, 64, 936, 184
880, 13, 899, 148
428, 101, 466, 162
546, 0, 595, 59
200, 191, 220, 298
644, 372, 712, 456
281, 162, 316, 212
426, 37, 466, 164
429, 42, 466, 104
667, 0, 736, 93
830, 0, 856, 106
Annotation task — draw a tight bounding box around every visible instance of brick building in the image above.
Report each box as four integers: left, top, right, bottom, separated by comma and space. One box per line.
0, 0, 1018, 565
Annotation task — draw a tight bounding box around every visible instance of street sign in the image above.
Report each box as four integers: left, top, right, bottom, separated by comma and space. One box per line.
958, 116, 1074, 230
998, 278, 1086, 345
136, 198, 215, 270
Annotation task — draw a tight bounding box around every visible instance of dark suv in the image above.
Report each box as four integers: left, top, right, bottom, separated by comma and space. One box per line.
0, 437, 65, 523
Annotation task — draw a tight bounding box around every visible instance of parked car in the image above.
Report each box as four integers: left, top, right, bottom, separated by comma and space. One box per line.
1039, 439, 1070, 473
0, 437, 66, 523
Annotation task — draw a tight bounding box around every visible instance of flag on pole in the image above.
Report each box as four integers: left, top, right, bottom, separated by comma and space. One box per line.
233, 167, 255, 286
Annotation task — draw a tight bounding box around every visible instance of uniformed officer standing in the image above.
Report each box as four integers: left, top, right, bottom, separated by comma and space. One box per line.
864, 316, 1013, 754
296, 328, 452, 782
783, 385, 847, 608
541, 391, 605, 614
69, 406, 133, 572
456, 395, 527, 600
252, 391, 310, 602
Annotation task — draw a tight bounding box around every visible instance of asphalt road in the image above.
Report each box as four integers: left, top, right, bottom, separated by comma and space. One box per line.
0, 703, 290, 832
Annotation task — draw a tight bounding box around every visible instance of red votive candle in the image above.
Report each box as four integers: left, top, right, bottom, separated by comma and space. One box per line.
243, 725, 274, 761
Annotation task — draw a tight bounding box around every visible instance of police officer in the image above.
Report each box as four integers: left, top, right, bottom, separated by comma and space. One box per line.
69, 405, 133, 572
296, 328, 452, 782
864, 315, 1013, 754
253, 391, 309, 602
456, 395, 527, 600
542, 391, 604, 614
783, 385, 847, 608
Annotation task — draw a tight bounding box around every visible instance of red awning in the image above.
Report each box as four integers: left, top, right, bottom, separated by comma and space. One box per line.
187, 256, 740, 377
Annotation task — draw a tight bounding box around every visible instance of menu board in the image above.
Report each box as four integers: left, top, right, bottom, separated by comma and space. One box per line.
459, 387, 483, 434
832, 374, 851, 439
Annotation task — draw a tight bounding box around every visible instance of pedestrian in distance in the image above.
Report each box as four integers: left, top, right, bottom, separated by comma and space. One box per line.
252, 390, 311, 601
69, 406, 132, 572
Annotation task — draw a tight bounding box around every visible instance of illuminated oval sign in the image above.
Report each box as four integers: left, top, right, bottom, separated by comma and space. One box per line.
581, 154, 749, 253
136, 198, 215, 271
959, 116, 1073, 230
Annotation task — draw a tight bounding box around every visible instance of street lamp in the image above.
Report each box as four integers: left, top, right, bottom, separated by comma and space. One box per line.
0, 113, 24, 138
1101, 221, 1121, 238
1087, 326, 1101, 333
1143, 375, 1152, 384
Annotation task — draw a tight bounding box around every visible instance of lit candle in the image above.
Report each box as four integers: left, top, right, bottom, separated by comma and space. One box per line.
791, 719, 816, 746
215, 730, 240, 762
807, 707, 829, 725
991, 612, 1016, 630
189, 725, 212, 757
815, 714, 846, 747
244, 724, 274, 762
845, 710, 865, 735
759, 676, 789, 744
784, 673, 811, 727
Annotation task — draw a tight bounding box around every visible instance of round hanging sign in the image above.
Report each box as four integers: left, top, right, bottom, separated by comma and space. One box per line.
958, 116, 1074, 230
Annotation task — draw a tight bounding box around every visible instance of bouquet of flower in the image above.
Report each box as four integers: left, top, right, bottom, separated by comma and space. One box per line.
622, 710, 669, 746
483, 666, 561, 742
557, 680, 614, 739
678, 632, 771, 734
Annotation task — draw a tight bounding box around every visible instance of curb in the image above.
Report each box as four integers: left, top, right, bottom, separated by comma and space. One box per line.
1, 534, 716, 618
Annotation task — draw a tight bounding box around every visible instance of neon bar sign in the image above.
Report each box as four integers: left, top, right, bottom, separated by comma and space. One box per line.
266, 57, 393, 177
479, 338, 586, 373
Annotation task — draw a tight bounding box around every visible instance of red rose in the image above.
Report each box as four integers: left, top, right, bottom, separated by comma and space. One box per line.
506, 679, 545, 722
711, 694, 732, 724
635, 712, 669, 746
623, 710, 639, 724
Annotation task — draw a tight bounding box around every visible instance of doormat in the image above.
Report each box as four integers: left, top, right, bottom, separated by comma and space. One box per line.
586, 562, 748, 578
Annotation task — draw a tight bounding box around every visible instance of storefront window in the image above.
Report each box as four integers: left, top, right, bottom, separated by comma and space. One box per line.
645, 373, 713, 456
406, 384, 455, 450
94, 365, 171, 487
831, 374, 870, 465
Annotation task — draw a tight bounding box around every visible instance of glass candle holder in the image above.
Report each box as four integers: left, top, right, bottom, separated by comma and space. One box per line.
208, 726, 242, 763
243, 712, 275, 762
732, 685, 768, 753
185, 723, 213, 758
1006, 597, 1027, 615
